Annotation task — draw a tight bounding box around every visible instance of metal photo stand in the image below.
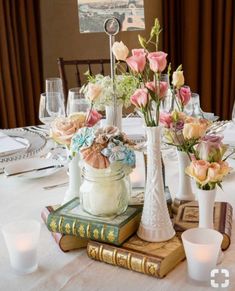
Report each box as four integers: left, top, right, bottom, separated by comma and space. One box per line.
104, 17, 121, 128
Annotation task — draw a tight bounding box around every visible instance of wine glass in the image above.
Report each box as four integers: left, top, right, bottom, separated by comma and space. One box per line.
184, 92, 203, 117
39, 92, 65, 126
66, 88, 89, 116
46, 78, 65, 114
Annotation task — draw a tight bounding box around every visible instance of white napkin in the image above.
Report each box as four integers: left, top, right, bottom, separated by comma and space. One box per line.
223, 123, 235, 146
0, 132, 27, 157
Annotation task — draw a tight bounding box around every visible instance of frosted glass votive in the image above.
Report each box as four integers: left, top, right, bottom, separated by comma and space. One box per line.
2, 220, 41, 275
182, 228, 223, 282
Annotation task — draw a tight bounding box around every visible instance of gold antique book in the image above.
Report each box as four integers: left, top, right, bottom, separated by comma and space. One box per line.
87, 234, 185, 278
47, 198, 142, 246
174, 201, 233, 250
41, 205, 88, 252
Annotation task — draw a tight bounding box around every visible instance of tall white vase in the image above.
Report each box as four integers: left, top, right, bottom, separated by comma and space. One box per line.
62, 154, 81, 205
137, 126, 175, 242
105, 104, 123, 130
197, 188, 216, 229
176, 150, 195, 201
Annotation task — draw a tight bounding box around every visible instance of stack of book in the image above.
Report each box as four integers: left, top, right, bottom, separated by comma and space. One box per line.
42, 198, 232, 278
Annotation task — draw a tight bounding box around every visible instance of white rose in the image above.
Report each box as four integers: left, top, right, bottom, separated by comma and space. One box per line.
172, 71, 184, 88
112, 41, 129, 61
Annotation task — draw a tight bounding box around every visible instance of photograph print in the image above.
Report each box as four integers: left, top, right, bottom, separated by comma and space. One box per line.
78, 0, 145, 33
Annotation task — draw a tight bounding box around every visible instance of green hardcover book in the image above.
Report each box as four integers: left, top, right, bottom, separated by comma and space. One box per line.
47, 198, 142, 246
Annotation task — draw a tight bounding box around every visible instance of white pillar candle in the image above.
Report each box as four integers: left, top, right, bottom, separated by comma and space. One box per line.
2, 220, 41, 275
182, 228, 223, 282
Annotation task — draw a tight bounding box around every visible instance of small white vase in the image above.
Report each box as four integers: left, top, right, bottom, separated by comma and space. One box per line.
176, 150, 195, 201
197, 188, 216, 229
62, 154, 81, 205
105, 104, 123, 130
137, 126, 175, 242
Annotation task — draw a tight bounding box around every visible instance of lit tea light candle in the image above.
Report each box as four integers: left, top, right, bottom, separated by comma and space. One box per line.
2, 220, 41, 274
182, 228, 223, 282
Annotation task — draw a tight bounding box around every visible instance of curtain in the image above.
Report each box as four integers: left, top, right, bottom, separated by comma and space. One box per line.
162, 0, 235, 120
0, 0, 42, 128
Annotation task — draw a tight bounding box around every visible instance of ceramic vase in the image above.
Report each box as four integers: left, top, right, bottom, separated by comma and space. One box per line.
197, 188, 216, 229
105, 103, 123, 130
137, 126, 175, 242
62, 154, 81, 205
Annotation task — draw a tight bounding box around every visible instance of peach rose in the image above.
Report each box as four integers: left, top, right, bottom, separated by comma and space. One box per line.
50, 117, 78, 145
186, 160, 209, 185
147, 51, 167, 72
112, 41, 129, 61
183, 122, 207, 140
172, 71, 184, 88
207, 162, 221, 180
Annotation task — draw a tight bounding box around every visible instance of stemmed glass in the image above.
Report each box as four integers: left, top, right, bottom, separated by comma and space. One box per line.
66, 88, 89, 116
39, 92, 65, 127
46, 78, 65, 115
184, 93, 203, 117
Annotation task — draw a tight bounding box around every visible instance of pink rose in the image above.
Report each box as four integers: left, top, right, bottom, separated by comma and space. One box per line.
126, 55, 146, 73
86, 109, 102, 127
145, 81, 168, 99
130, 88, 148, 108
132, 49, 146, 57
147, 51, 167, 72
160, 112, 173, 128
177, 86, 191, 106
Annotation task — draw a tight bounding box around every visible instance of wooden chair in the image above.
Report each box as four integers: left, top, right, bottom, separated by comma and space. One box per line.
57, 57, 111, 99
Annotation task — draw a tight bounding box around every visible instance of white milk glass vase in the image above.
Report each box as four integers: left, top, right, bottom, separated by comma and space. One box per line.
105, 103, 123, 130
197, 188, 216, 229
62, 154, 81, 205
137, 126, 175, 242
176, 150, 195, 201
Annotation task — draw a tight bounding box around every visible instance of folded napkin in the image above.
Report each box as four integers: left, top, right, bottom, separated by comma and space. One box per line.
0, 132, 27, 157
223, 123, 235, 146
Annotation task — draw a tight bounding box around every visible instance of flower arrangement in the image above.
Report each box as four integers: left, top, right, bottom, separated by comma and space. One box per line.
70, 126, 135, 173
185, 135, 232, 190
81, 73, 140, 110
111, 19, 192, 126
160, 110, 210, 153
50, 110, 101, 146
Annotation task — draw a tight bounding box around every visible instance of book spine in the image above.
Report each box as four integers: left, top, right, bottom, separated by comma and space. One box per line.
47, 214, 122, 246
87, 241, 161, 278
219, 202, 233, 251
41, 206, 66, 252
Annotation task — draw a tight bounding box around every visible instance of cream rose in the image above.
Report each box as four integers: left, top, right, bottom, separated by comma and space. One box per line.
86, 83, 102, 102
112, 41, 129, 61
183, 122, 207, 140
50, 117, 77, 145
172, 71, 184, 88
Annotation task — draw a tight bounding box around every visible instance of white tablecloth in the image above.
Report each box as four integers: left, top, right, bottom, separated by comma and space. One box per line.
0, 148, 235, 291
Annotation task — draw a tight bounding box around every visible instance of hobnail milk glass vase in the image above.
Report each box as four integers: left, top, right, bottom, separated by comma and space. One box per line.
62, 154, 81, 205
137, 126, 175, 242
197, 188, 216, 229
105, 104, 123, 130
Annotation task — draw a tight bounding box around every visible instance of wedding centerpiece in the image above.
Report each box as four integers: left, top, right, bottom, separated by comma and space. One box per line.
160, 110, 210, 207
50, 108, 101, 204
185, 135, 232, 228
111, 18, 179, 242
70, 126, 135, 217
81, 72, 140, 129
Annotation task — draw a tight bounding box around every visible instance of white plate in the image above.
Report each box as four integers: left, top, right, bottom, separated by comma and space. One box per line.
4, 158, 64, 179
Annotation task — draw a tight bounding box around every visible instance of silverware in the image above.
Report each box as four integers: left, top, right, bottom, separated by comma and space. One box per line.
43, 182, 68, 190
5, 164, 64, 177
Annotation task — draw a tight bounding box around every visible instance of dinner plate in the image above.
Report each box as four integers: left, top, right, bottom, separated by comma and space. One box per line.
0, 129, 46, 163
4, 157, 64, 179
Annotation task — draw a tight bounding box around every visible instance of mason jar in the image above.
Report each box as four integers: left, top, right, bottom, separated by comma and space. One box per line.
80, 165, 130, 217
